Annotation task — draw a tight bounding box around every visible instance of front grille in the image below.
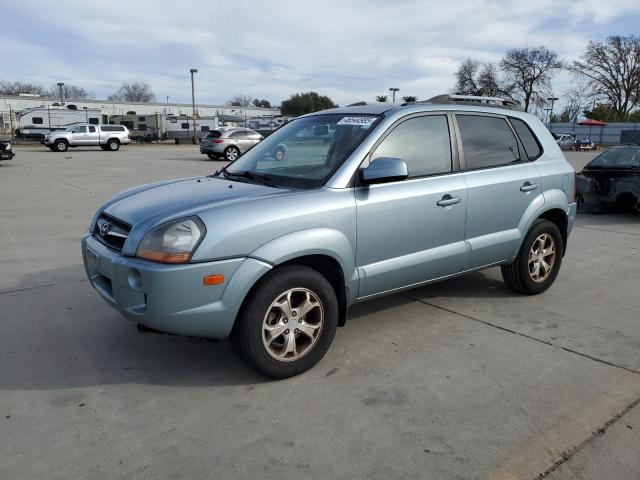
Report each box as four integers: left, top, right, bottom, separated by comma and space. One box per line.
94, 213, 131, 251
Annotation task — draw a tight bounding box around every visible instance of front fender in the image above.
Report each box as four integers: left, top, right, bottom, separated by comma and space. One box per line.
249, 228, 358, 303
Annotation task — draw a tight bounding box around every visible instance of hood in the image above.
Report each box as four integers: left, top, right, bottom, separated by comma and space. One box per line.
103, 176, 291, 228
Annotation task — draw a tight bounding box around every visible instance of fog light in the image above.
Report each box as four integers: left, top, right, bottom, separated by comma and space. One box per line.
128, 268, 142, 290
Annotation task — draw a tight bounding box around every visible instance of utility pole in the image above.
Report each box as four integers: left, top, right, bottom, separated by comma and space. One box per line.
57, 82, 65, 104
389, 87, 400, 103
190, 68, 198, 144
547, 96, 559, 131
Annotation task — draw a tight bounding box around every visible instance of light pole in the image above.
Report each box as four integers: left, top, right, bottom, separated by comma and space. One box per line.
389, 87, 400, 103
547, 96, 559, 130
190, 68, 198, 144
57, 82, 65, 104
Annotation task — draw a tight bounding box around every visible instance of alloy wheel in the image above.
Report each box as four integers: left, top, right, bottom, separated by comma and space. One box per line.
528, 233, 556, 283
262, 288, 324, 362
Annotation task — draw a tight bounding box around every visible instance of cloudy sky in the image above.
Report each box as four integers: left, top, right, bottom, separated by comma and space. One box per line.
3, 0, 640, 108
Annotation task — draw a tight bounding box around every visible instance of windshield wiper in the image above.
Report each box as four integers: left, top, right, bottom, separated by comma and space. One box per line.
222, 170, 278, 187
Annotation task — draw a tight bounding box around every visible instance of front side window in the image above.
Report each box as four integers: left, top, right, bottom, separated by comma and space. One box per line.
32, 117, 44, 124
73, 126, 87, 134
457, 115, 520, 169
371, 115, 451, 178
224, 113, 380, 189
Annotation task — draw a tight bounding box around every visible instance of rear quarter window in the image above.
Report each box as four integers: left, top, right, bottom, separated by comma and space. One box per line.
206, 131, 222, 138
509, 117, 542, 160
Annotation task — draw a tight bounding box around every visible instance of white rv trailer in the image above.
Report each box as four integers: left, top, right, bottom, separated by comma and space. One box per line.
19, 105, 106, 139
109, 113, 164, 141
246, 115, 293, 134
164, 115, 221, 140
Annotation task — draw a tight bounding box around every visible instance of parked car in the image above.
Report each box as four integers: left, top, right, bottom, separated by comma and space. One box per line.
0, 139, 14, 161
554, 133, 576, 150
82, 94, 577, 378
576, 145, 640, 213
199, 127, 263, 161
43, 124, 130, 152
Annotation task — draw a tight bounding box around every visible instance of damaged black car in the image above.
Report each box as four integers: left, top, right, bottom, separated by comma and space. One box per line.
576, 145, 640, 213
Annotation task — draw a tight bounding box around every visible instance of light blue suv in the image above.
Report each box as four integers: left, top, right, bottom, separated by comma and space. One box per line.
82, 94, 577, 378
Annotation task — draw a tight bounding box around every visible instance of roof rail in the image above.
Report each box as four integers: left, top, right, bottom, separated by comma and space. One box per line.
403, 94, 523, 111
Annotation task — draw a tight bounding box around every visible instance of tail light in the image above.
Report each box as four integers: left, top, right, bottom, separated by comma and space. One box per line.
212, 139, 224, 143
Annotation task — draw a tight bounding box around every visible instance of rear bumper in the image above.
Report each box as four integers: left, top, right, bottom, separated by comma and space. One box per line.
82, 234, 272, 338
199, 145, 223, 155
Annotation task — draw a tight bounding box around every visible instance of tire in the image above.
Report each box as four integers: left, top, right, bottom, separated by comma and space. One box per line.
230, 265, 338, 379
207, 153, 218, 160
224, 146, 240, 161
100, 145, 108, 151
107, 139, 120, 151
54, 140, 68, 152
501, 219, 563, 295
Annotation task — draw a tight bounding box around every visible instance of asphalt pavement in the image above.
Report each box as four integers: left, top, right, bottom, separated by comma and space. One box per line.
1, 145, 638, 479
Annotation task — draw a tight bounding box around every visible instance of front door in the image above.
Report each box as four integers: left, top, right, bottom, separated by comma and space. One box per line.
455, 113, 542, 269
86, 125, 99, 145
70, 125, 89, 145
355, 113, 468, 298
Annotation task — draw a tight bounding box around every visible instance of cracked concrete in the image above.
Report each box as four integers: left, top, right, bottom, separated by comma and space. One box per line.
1, 146, 639, 479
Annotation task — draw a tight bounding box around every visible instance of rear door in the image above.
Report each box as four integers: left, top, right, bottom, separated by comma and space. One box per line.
455, 113, 542, 269
86, 125, 99, 145
355, 113, 468, 298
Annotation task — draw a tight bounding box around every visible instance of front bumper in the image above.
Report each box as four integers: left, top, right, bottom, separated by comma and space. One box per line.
82, 234, 271, 338
0, 150, 14, 160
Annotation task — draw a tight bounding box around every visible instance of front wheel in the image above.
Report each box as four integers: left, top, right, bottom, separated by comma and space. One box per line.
501, 219, 563, 295
230, 265, 338, 379
224, 146, 240, 161
54, 140, 68, 152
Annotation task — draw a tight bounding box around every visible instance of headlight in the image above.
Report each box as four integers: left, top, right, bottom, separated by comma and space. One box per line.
136, 217, 205, 263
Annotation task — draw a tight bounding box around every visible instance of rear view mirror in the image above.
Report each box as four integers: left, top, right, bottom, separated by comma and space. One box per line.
359, 157, 409, 185
313, 125, 329, 136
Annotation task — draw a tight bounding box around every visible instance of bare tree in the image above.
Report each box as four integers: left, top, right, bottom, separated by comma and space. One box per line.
0, 80, 46, 96
562, 87, 586, 123
108, 82, 156, 102
500, 47, 563, 112
455, 59, 511, 97
569, 35, 640, 119
228, 94, 253, 107
455, 58, 481, 95
375, 95, 388, 102
47, 83, 91, 100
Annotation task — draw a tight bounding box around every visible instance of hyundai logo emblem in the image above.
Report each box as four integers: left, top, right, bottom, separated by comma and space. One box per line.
99, 222, 110, 237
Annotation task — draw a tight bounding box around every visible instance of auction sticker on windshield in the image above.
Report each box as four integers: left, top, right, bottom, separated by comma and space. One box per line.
337, 116, 377, 127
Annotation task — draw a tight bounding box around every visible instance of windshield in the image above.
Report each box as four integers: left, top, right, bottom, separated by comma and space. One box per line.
223, 113, 380, 188
588, 147, 640, 168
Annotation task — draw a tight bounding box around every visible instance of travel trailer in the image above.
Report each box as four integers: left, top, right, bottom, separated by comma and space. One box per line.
164, 115, 221, 141
109, 113, 164, 142
18, 105, 106, 139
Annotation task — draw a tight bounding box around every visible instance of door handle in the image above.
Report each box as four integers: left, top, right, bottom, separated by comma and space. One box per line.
437, 195, 462, 207
520, 182, 538, 192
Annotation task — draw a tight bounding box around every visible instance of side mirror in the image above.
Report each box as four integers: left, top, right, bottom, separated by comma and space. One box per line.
359, 157, 409, 185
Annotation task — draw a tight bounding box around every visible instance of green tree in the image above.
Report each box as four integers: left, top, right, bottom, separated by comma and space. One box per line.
280, 92, 336, 116
401, 95, 418, 103
582, 103, 623, 122
375, 95, 388, 102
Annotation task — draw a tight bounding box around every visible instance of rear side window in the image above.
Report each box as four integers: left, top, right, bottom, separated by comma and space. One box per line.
230, 131, 247, 139
457, 115, 520, 169
509, 117, 542, 160
371, 115, 451, 178
33, 117, 43, 124
88, 126, 96, 133
100, 126, 125, 132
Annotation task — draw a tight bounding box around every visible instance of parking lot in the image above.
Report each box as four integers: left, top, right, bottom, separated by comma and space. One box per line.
1, 145, 639, 479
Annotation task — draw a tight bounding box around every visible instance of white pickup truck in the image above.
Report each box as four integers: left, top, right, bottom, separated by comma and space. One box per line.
43, 124, 131, 152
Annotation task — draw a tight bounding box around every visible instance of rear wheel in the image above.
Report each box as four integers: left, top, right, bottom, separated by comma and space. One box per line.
230, 265, 338, 379
107, 139, 120, 151
224, 146, 240, 161
501, 219, 563, 295
54, 140, 68, 152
